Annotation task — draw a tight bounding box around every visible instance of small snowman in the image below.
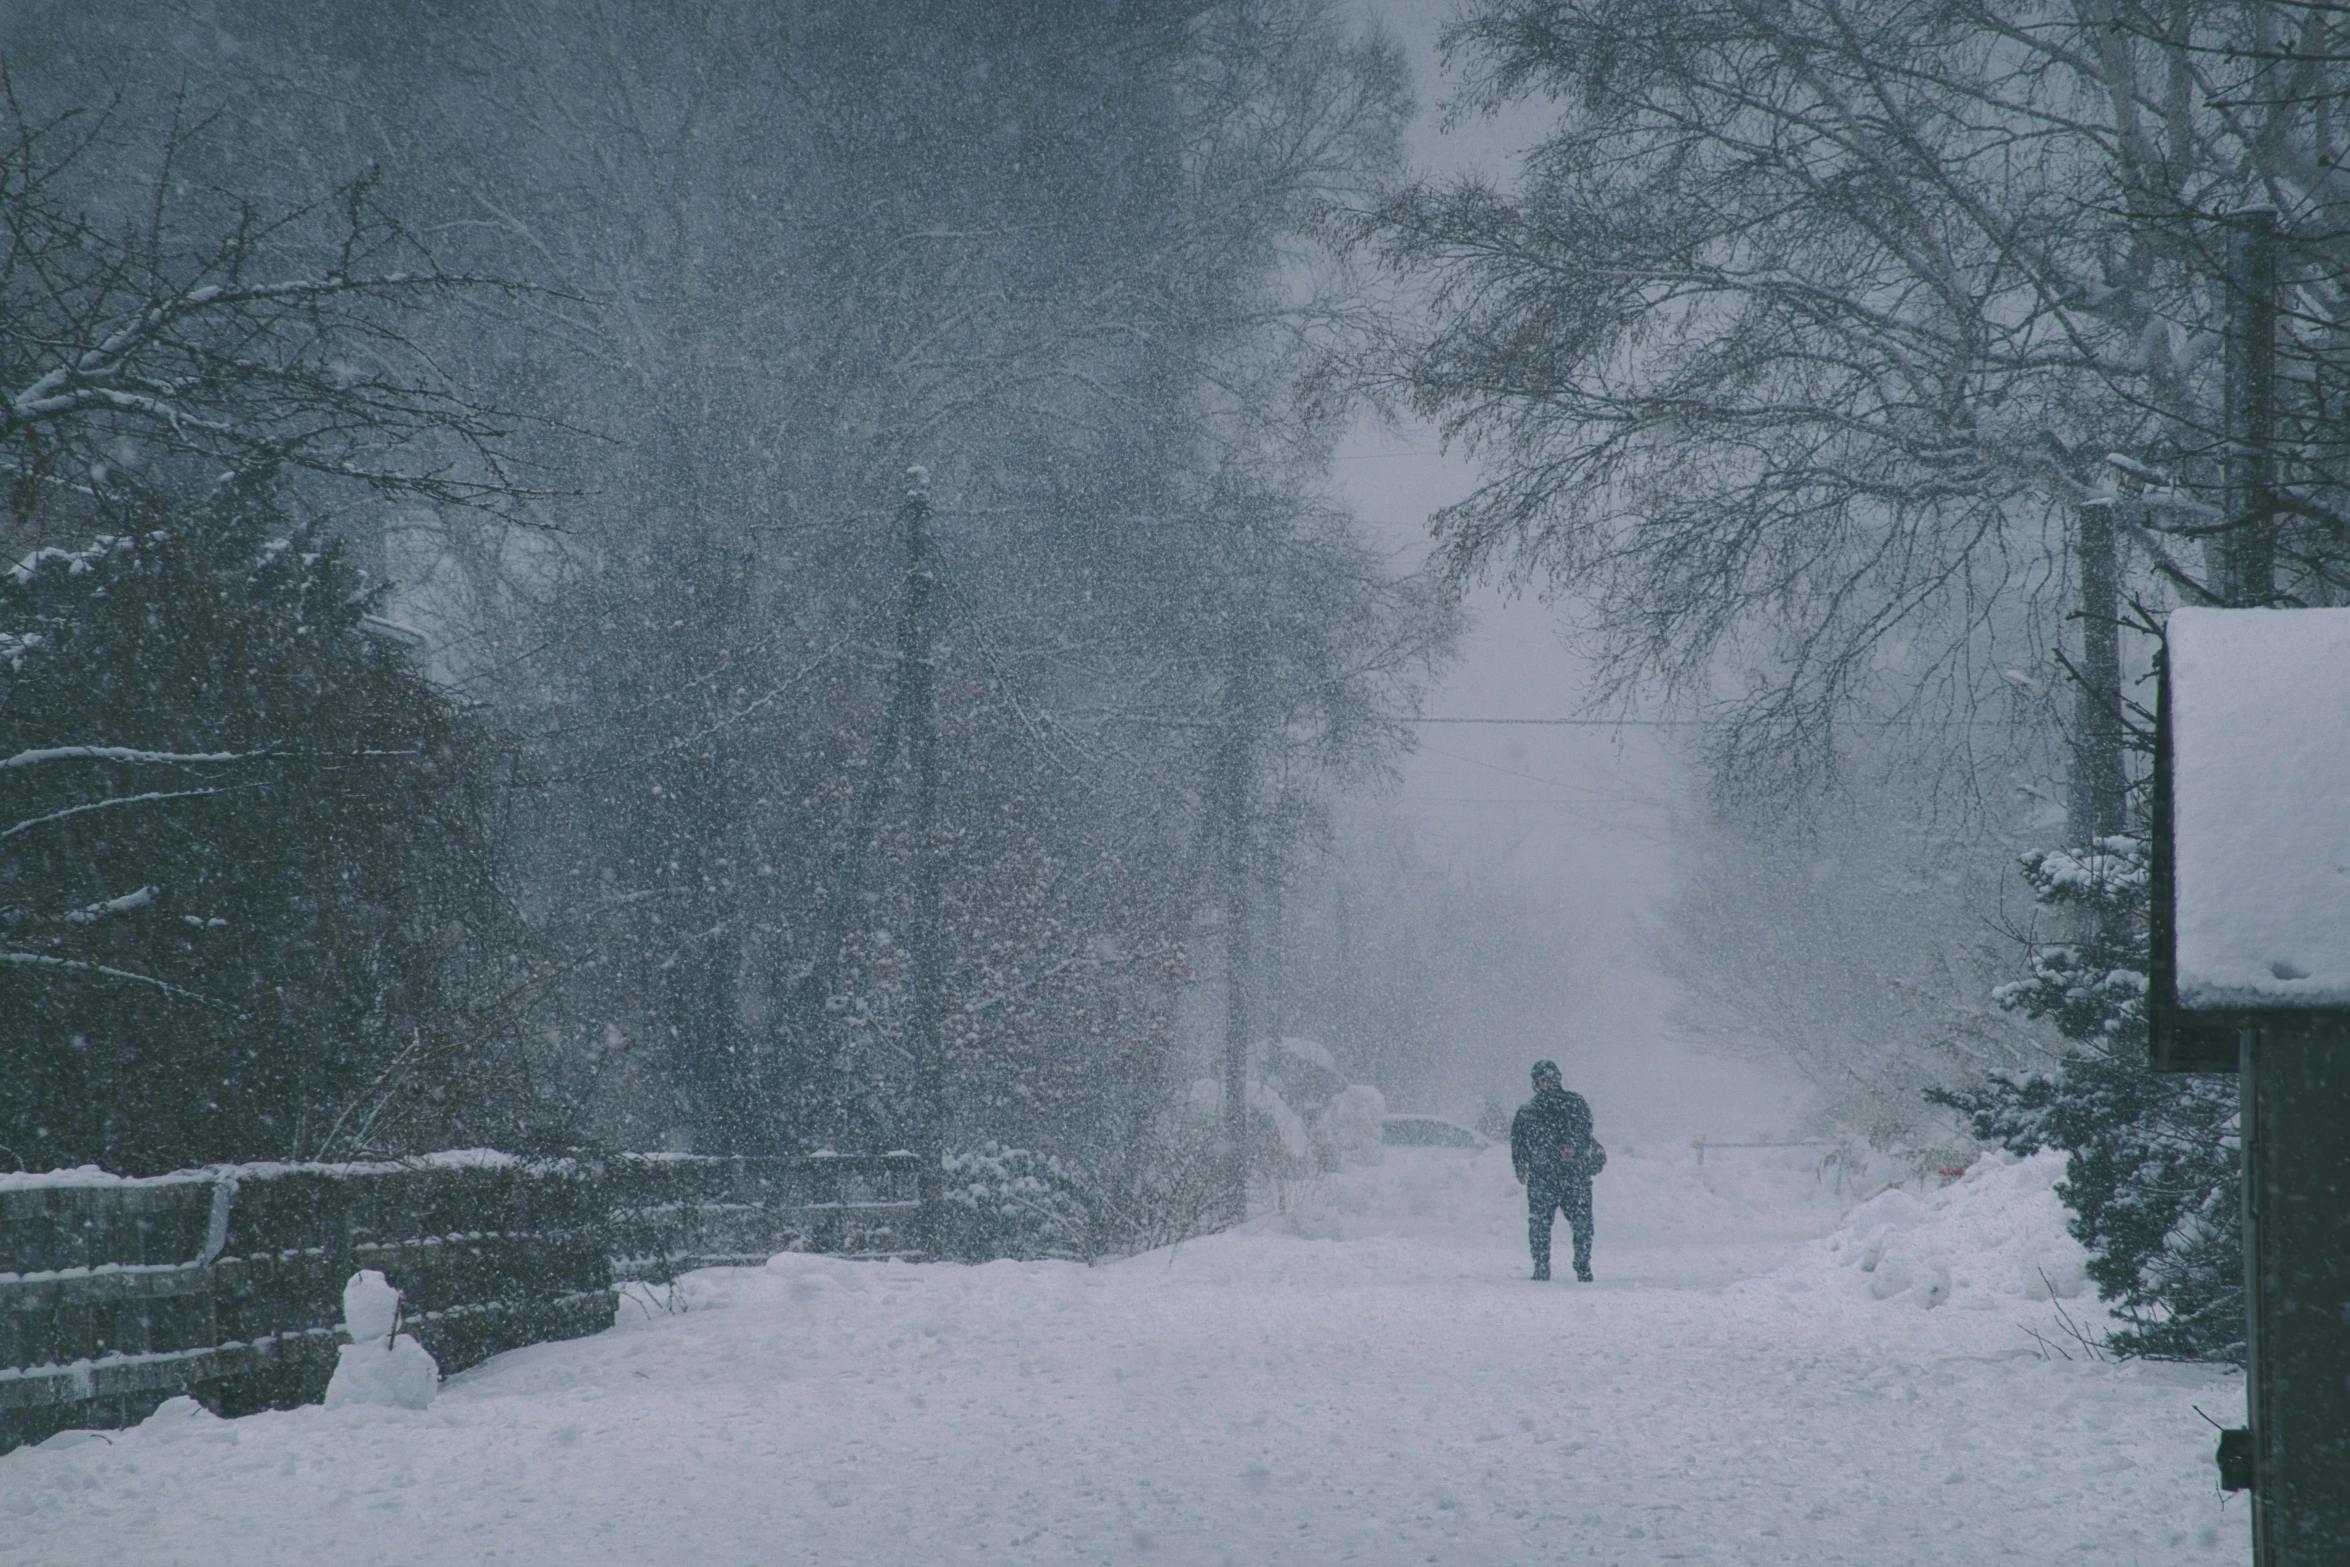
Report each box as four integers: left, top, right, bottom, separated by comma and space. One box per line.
323, 1268, 440, 1410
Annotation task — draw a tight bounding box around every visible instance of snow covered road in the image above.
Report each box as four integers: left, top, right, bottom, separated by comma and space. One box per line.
0, 1144, 2248, 1565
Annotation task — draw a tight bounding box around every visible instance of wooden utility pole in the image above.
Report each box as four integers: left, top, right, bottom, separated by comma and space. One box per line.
1217, 622, 1257, 1226
787, 470, 942, 1196
898, 470, 946, 1240
2069, 496, 2126, 846
1263, 861, 1288, 1045
2221, 206, 2278, 608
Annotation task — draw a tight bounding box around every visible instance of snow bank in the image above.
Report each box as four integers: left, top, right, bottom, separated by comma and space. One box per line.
1271, 1035, 1340, 1078
1761, 1148, 2093, 1311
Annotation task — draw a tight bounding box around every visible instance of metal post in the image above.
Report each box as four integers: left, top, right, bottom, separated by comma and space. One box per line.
2221, 207, 2278, 606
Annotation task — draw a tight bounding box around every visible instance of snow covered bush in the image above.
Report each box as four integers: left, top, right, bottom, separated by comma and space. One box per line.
1255, 1038, 1386, 1173
1930, 837, 2243, 1362
1081, 1115, 1235, 1257
1314, 1083, 1387, 1166
936, 1143, 1094, 1263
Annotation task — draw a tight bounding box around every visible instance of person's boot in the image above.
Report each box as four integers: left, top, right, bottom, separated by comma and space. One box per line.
1575, 1266, 1593, 1282
1531, 1261, 1550, 1281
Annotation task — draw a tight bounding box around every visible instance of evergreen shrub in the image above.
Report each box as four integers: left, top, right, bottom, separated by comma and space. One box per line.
1929, 838, 2242, 1361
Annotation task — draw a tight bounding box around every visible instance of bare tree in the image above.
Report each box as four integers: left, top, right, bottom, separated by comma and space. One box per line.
1368, 1, 2350, 813
0, 82, 535, 549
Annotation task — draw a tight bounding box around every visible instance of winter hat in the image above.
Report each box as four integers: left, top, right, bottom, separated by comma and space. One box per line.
1530, 1059, 1561, 1085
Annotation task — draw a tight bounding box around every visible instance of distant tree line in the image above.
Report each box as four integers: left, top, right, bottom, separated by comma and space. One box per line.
1, 0, 1451, 1223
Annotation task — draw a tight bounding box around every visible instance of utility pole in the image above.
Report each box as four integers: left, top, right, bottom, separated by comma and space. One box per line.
899, 469, 947, 1243
2070, 496, 2127, 847
1263, 858, 1287, 1046
2220, 206, 2278, 607
785, 468, 941, 1189
1217, 621, 1258, 1226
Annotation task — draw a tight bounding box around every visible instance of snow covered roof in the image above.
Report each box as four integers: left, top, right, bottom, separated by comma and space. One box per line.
2168, 606, 2350, 1010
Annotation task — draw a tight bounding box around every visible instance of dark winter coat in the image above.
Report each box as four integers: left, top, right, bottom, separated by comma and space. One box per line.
1512, 1085, 1599, 1185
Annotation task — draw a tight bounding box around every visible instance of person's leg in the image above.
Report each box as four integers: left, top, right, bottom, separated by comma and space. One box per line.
1566, 1181, 1594, 1280
1526, 1185, 1557, 1279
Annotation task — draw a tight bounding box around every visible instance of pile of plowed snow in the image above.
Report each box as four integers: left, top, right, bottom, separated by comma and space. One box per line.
1751, 1148, 2096, 1313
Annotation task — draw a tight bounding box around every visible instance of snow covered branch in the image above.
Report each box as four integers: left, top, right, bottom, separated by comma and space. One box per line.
0, 948, 215, 1003
0, 746, 261, 772
0, 97, 548, 520
0, 787, 245, 842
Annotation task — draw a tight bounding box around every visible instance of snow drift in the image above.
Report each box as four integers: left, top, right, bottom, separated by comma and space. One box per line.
1752, 1147, 2095, 1312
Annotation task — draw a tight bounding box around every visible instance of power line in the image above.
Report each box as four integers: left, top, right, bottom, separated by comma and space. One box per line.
1407, 714, 1989, 729
1406, 716, 1700, 727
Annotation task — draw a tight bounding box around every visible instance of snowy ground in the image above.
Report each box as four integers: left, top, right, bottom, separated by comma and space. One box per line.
1, 1142, 2248, 1566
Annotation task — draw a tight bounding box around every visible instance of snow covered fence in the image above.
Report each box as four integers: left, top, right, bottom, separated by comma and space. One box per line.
0, 1149, 920, 1452
0, 1153, 606, 1453
603, 1151, 922, 1281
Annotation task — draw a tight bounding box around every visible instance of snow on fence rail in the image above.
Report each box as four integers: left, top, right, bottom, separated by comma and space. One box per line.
604, 1151, 924, 1281
0, 1150, 920, 1453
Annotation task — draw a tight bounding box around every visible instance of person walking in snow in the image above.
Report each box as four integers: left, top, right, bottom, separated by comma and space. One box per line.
1512, 1059, 1602, 1281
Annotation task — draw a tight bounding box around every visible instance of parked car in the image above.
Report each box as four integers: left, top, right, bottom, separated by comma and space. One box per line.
1379, 1114, 1488, 1149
